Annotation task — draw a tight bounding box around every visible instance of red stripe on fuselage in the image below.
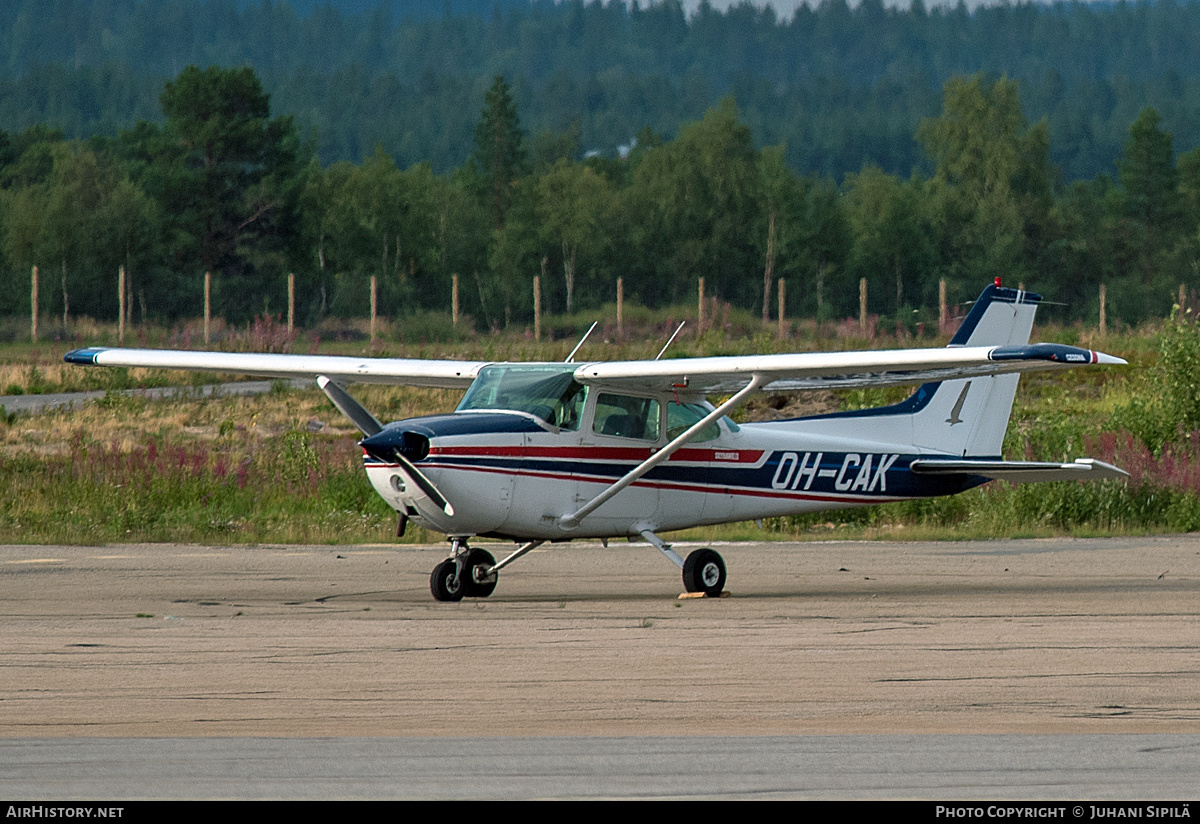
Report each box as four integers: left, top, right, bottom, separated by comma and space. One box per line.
366, 460, 906, 505
427, 445, 765, 463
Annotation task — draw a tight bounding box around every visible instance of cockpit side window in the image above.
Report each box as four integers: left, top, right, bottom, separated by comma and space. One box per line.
593, 393, 661, 441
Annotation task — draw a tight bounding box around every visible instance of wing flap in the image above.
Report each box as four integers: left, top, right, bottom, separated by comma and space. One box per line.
910, 458, 1129, 483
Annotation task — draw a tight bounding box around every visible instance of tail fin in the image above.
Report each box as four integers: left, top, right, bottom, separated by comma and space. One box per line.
787, 283, 1040, 458
909, 283, 1040, 457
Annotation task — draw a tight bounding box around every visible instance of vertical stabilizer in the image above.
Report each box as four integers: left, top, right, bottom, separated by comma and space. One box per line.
910, 284, 1039, 457
783, 283, 1042, 458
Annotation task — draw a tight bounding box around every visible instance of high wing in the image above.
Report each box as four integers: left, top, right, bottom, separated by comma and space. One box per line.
66, 341, 1124, 396
64, 347, 486, 389
571, 342, 1126, 395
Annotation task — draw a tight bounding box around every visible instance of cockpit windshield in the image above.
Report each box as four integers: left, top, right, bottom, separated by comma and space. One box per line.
456, 364, 587, 430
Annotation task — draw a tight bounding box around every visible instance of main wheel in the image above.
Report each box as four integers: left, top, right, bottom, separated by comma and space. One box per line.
430, 558, 465, 602
682, 548, 726, 597
462, 548, 498, 598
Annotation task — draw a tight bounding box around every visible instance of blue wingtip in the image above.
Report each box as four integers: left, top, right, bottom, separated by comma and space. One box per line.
63, 347, 105, 365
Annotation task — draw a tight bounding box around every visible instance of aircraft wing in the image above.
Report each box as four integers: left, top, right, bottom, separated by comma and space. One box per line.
573, 343, 1126, 394
66, 341, 1125, 395
63, 347, 487, 389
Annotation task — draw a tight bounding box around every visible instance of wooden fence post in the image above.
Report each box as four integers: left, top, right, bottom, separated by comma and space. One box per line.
616, 277, 624, 334
370, 275, 377, 342
533, 275, 541, 341
452, 274, 460, 326
859, 277, 868, 337
30, 265, 37, 342
287, 272, 295, 335
939, 278, 947, 336
1099, 283, 1107, 337
698, 277, 706, 332
118, 266, 126, 344
204, 271, 211, 344
777, 278, 786, 340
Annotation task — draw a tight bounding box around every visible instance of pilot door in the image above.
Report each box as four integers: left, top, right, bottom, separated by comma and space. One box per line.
574, 391, 663, 528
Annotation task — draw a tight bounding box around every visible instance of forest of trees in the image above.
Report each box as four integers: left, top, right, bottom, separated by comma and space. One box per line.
4, 0, 1200, 333
10, 0, 1200, 180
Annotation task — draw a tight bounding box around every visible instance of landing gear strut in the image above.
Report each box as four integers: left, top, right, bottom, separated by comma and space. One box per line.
639, 529, 727, 597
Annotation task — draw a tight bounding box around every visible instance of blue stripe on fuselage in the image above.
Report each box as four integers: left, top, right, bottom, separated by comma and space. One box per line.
378, 449, 985, 500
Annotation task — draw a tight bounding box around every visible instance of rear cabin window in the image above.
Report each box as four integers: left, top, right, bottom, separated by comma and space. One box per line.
666, 401, 721, 442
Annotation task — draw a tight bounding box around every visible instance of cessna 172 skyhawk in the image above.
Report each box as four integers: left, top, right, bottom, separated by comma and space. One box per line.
65, 281, 1127, 601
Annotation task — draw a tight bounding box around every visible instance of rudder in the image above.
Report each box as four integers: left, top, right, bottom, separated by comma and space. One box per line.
909, 283, 1040, 457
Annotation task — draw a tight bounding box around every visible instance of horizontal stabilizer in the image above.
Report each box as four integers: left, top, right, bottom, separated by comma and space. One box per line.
909, 458, 1129, 483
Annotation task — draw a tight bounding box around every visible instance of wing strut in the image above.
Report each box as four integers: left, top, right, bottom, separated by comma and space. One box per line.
558, 375, 764, 530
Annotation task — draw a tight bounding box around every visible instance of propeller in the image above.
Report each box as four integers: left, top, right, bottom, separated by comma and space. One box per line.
317, 375, 455, 517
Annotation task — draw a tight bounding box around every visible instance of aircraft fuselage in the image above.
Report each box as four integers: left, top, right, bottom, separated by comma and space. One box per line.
362, 410, 982, 540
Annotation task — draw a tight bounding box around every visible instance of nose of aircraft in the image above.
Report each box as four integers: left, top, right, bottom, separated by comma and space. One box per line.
360, 427, 454, 518
360, 427, 430, 463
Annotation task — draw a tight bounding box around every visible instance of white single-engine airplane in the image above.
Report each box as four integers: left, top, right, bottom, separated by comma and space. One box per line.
66, 281, 1127, 601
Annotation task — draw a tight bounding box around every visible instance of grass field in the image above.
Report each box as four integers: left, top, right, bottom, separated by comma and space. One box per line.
0, 310, 1194, 546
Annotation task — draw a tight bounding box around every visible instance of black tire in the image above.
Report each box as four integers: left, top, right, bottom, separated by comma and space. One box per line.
462, 548, 498, 598
430, 558, 465, 602
682, 548, 726, 596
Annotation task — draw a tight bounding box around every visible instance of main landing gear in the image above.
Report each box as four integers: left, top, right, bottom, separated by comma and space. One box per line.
639, 529, 727, 597
682, 547, 727, 597
430, 539, 497, 602
430, 537, 545, 602
429, 534, 727, 601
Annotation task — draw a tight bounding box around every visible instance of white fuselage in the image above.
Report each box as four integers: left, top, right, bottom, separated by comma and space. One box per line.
363, 402, 974, 541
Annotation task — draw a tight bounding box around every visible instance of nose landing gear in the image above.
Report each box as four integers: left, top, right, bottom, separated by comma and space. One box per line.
430, 539, 499, 602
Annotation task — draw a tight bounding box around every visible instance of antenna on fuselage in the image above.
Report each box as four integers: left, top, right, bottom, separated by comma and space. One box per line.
564, 321, 599, 363
655, 321, 686, 361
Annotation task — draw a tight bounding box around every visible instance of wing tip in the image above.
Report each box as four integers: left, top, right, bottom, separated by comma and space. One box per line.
64, 347, 106, 365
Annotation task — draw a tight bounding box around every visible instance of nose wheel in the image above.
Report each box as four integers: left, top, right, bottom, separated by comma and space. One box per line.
431, 540, 498, 602
430, 558, 465, 602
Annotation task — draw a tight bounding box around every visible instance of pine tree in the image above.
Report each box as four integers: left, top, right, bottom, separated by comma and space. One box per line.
468, 75, 528, 231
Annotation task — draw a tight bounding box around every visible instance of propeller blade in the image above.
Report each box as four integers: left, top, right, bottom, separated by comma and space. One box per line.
316, 375, 383, 436
318, 376, 454, 517
393, 452, 455, 517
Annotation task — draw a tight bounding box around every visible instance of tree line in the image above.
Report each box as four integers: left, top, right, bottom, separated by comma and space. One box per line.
10, 0, 1200, 184
1, 64, 1198, 334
